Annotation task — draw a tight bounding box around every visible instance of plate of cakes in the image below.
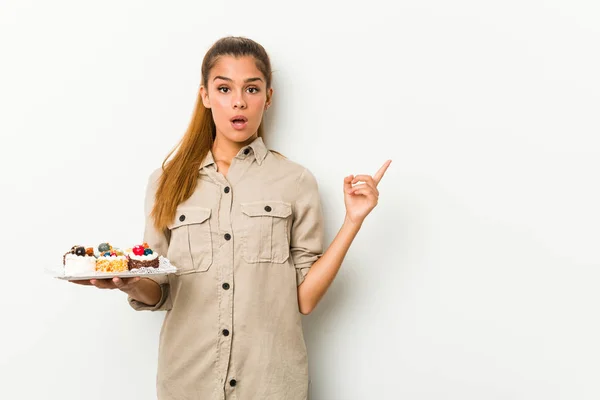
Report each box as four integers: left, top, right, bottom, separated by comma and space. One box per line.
53, 242, 178, 280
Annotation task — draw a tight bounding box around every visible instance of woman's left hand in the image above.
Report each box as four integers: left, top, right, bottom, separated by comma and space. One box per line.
344, 160, 392, 226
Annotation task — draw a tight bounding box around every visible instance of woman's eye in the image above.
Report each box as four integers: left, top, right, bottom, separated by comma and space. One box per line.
217, 87, 259, 94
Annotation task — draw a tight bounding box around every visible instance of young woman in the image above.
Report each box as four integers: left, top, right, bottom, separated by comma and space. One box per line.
74, 36, 390, 399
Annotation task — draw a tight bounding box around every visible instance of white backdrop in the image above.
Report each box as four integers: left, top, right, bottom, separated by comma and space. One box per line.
1, 1, 599, 399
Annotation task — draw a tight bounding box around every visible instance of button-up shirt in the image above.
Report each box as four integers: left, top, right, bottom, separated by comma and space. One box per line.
128, 136, 324, 400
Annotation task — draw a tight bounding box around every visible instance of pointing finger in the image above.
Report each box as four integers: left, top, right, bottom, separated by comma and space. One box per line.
373, 160, 392, 185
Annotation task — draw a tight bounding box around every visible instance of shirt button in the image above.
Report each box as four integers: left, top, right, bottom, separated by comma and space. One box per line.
222, 329, 230, 336
230, 379, 237, 387
243, 148, 250, 155
224, 233, 231, 241
264, 205, 272, 212
222, 283, 230, 290
224, 186, 230, 193
179, 215, 186, 222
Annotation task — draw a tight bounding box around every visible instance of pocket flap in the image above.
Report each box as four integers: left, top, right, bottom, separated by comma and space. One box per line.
241, 201, 292, 218
168, 207, 211, 229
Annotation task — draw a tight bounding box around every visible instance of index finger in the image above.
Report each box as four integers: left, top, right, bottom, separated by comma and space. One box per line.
373, 159, 392, 185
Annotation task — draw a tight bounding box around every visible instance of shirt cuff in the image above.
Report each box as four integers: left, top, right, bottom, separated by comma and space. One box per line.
295, 262, 314, 286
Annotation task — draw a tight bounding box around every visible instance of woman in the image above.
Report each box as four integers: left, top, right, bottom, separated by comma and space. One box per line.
75, 36, 390, 399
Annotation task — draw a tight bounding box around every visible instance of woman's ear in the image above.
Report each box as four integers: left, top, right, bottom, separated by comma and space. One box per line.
200, 85, 211, 109
265, 87, 274, 110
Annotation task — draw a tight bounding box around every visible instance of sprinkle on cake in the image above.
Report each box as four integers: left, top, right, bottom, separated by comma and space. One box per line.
95, 242, 128, 273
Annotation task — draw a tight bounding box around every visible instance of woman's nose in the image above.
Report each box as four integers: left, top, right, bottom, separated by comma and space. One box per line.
233, 94, 246, 109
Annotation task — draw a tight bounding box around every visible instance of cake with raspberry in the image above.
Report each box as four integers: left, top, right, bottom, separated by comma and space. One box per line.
127, 242, 159, 270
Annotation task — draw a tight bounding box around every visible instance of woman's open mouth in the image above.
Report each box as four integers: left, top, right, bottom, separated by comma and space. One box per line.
230, 115, 248, 130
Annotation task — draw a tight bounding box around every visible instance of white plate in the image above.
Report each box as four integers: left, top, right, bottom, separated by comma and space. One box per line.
50, 255, 178, 281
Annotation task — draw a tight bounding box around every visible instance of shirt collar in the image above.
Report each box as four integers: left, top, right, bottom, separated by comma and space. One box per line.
200, 150, 216, 169
241, 135, 268, 165
200, 135, 268, 170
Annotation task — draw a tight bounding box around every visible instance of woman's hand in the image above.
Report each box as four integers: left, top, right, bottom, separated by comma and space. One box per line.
343, 160, 391, 226
69, 276, 162, 306
69, 277, 142, 294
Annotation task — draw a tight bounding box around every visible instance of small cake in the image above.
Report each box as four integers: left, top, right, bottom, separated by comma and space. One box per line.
63, 245, 97, 276
95, 242, 129, 273
127, 242, 159, 270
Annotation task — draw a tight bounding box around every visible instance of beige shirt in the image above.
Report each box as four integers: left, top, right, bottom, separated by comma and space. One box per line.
128, 136, 324, 400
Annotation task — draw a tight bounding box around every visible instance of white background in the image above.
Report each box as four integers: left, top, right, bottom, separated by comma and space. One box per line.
1, 1, 599, 399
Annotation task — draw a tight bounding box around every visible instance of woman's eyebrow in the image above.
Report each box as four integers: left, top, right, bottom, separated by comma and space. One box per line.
213, 76, 263, 83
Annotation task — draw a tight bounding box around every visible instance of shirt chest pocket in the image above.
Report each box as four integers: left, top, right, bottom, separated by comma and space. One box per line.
240, 201, 292, 264
167, 206, 213, 275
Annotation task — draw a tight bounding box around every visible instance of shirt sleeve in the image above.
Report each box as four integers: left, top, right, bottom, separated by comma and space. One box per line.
128, 169, 173, 312
290, 168, 325, 286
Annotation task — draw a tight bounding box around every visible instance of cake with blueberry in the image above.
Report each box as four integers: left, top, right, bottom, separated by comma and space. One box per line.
95, 242, 129, 273
127, 242, 159, 269
63, 245, 97, 276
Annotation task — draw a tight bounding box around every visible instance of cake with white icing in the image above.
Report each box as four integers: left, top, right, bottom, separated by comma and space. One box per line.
63, 245, 97, 276
61, 242, 162, 275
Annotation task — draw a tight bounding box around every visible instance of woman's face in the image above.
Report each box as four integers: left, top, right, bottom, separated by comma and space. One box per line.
201, 55, 272, 144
